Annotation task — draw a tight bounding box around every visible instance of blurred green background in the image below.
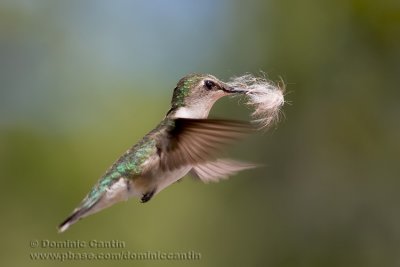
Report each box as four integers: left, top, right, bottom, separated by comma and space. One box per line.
1, 1, 399, 266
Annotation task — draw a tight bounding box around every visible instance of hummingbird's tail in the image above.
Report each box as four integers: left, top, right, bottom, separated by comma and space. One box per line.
58, 207, 90, 233
58, 189, 103, 233
58, 177, 132, 233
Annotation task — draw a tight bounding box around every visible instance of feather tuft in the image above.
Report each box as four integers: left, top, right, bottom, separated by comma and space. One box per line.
228, 73, 285, 129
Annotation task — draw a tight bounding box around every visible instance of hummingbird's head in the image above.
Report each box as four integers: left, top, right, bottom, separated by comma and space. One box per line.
167, 73, 245, 119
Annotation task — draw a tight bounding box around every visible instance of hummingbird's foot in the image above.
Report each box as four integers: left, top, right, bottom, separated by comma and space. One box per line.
141, 189, 156, 203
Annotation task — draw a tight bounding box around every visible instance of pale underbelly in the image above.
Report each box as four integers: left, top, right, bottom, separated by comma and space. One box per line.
84, 166, 192, 219
153, 166, 192, 194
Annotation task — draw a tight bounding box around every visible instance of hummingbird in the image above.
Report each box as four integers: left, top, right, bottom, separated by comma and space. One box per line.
58, 73, 257, 233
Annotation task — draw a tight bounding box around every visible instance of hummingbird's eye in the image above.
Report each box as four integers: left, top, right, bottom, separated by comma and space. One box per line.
204, 80, 216, 90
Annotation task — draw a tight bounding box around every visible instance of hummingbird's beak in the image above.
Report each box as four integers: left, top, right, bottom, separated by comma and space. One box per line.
222, 84, 247, 94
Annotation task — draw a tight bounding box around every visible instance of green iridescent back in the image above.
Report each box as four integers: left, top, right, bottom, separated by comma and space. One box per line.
81, 119, 175, 209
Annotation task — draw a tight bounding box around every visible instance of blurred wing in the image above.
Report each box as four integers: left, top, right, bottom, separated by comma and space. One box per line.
160, 118, 252, 171
190, 158, 258, 183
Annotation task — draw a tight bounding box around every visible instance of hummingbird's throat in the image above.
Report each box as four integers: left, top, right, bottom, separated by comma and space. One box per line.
170, 106, 211, 119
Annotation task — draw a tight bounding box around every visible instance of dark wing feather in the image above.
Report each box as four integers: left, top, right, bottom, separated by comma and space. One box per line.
160, 118, 252, 171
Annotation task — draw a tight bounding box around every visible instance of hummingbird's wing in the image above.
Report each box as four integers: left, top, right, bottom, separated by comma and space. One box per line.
160, 118, 252, 171
190, 158, 258, 183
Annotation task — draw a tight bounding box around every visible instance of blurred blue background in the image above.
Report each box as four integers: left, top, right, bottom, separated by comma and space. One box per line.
1, 1, 399, 266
